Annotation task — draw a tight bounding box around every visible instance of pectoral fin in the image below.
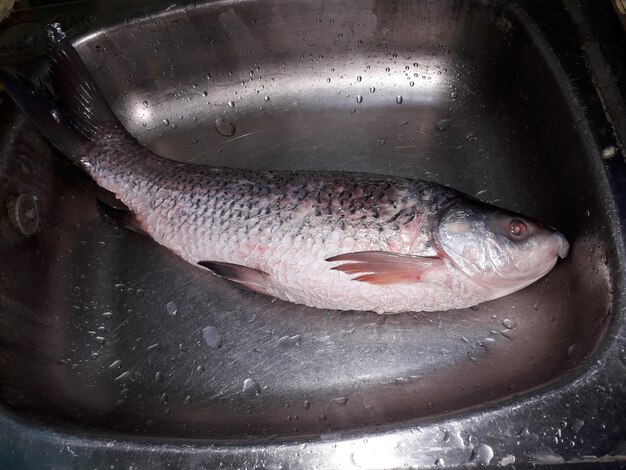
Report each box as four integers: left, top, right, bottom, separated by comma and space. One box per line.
198, 261, 271, 296
326, 251, 443, 285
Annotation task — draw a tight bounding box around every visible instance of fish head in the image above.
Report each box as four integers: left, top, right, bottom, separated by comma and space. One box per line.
434, 199, 569, 297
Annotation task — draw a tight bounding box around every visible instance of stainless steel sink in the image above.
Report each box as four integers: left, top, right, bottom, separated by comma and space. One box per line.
0, 0, 625, 468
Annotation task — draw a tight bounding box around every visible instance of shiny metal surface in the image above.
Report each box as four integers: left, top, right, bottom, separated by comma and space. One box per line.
0, 0, 625, 468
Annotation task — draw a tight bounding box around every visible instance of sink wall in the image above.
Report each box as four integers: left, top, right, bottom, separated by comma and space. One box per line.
0, 0, 617, 443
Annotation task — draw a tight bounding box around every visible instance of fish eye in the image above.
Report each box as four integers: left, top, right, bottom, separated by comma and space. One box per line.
508, 219, 528, 241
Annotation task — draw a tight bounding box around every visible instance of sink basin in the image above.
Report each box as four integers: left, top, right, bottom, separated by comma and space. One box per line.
0, 0, 625, 467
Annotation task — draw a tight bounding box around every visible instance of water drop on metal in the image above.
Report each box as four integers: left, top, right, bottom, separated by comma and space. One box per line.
470, 444, 494, 465
9, 194, 39, 236
215, 118, 236, 137
601, 145, 617, 159
162, 118, 170, 126
502, 319, 516, 329
166, 301, 178, 316
114, 371, 132, 382
396, 95, 403, 104
435, 119, 452, 131
227, 100, 235, 108
243, 378, 262, 397
202, 326, 222, 349
356, 95, 363, 104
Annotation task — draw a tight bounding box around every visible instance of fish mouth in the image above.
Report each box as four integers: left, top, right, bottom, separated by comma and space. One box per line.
554, 232, 570, 259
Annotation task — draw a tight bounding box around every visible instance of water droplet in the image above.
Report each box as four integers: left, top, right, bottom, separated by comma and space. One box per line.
243, 378, 262, 397
95, 336, 106, 344
326, 77, 331, 83
215, 118, 236, 137
435, 119, 452, 131
143, 100, 148, 107
278, 334, 302, 347
601, 145, 617, 159
109, 359, 122, 369
162, 118, 170, 126
356, 75, 362, 82
413, 62, 419, 67
572, 419, 585, 433
470, 444, 494, 465
502, 319, 516, 329
114, 371, 132, 382
155, 371, 164, 382
183, 395, 192, 406
196, 365, 206, 374
303, 400, 311, 410
409, 81, 415, 87
385, 67, 390, 72
356, 95, 363, 104
364, 405, 376, 416
91, 352, 99, 359
166, 301, 178, 316
396, 95, 403, 104
478, 337, 496, 350
202, 326, 222, 349
450, 91, 457, 99
435, 458, 444, 467
159, 392, 168, 404
333, 396, 348, 406
102, 311, 113, 318
263, 95, 270, 102
369, 87, 376, 93
202, 91, 208, 97
465, 132, 477, 142
227, 100, 235, 108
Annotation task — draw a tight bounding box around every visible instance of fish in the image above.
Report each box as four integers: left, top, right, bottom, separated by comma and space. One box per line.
0, 24, 570, 314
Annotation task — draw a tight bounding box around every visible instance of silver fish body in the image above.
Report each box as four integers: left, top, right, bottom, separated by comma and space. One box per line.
0, 24, 570, 313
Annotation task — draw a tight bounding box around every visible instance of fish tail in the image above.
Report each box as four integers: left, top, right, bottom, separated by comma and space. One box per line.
0, 23, 120, 162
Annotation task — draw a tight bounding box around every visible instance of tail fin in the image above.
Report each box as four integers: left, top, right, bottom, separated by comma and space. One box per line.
0, 23, 120, 162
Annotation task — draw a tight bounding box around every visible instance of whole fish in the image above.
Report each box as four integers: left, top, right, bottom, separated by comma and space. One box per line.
0, 25, 569, 313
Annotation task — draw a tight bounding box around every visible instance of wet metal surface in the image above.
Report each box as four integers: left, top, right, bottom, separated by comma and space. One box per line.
0, 0, 624, 468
